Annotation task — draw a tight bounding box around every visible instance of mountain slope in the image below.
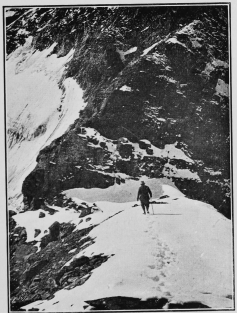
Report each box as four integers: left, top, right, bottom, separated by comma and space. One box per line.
11, 182, 233, 311
7, 36, 86, 211
5, 5, 233, 311
6, 5, 231, 218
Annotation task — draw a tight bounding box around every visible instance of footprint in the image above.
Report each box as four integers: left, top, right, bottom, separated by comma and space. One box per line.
148, 265, 155, 269
159, 251, 165, 256
152, 276, 160, 282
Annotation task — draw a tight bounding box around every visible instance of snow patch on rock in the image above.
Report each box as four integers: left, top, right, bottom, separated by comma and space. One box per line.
120, 85, 132, 92
215, 79, 229, 97
5, 9, 16, 18
162, 163, 200, 181
177, 20, 202, 36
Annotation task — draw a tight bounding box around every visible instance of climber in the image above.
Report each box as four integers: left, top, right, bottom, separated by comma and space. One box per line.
137, 181, 152, 214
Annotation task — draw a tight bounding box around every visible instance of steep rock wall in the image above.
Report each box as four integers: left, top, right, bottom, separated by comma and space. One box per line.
6, 6, 230, 217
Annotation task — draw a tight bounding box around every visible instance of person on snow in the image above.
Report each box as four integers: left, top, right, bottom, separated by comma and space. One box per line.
137, 181, 152, 214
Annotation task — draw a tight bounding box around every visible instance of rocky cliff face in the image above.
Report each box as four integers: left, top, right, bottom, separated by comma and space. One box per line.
6, 5, 230, 217
6, 5, 231, 310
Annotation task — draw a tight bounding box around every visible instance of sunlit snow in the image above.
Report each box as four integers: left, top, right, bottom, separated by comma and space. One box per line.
7, 38, 87, 209
22, 183, 233, 311
120, 85, 132, 92
215, 79, 229, 97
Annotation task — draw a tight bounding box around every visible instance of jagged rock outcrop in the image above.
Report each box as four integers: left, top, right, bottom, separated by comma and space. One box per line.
10, 220, 109, 311
21, 126, 199, 212
21, 129, 124, 206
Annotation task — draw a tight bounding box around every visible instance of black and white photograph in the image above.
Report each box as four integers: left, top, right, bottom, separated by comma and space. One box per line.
3, 1, 234, 311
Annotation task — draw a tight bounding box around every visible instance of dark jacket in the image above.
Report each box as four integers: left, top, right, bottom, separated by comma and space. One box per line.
137, 185, 152, 203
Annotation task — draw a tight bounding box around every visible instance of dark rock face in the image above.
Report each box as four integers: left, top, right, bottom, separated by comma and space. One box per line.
10, 5, 229, 218
40, 221, 61, 249
147, 147, 153, 155
34, 229, 41, 238
10, 221, 110, 311
173, 175, 231, 218
139, 140, 151, 150
118, 143, 134, 158
24, 259, 49, 282
85, 296, 210, 310
79, 207, 92, 218
21, 128, 199, 212
9, 210, 17, 217
22, 170, 45, 206
39, 212, 45, 218
49, 221, 60, 240
6, 6, 229, 218
85, 296, 168, 310
22, 131, 120, 207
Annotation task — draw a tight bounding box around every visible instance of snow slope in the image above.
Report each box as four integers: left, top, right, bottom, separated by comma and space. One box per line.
6, 37, 86, 210
20, 183, 233, 311
64, 177, 171, 203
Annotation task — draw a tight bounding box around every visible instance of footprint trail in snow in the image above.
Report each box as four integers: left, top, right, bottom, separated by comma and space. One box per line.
21, 183, 233, 311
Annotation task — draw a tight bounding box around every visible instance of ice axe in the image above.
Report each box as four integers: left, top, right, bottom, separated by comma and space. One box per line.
150, 200, 154, 215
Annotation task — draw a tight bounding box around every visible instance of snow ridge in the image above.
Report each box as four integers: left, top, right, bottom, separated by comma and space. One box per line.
17, 183, 233, 311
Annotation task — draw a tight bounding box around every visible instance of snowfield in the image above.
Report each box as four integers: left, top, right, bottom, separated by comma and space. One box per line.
7, 38, 86, 210
16, 182, 233, 311
64, 177, 167, 203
